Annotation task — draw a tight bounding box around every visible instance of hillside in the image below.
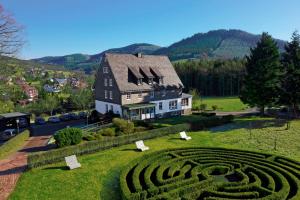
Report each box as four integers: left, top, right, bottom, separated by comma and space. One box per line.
32, 43, 161, 73
31, 29, 287, 72
154, 29, 286, 60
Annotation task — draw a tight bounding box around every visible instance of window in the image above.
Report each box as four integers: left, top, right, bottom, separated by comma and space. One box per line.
137, 78, 143, 85
148, 78, 153, 85
126, 93, 131, 100
150, 91, 155, 98
162, 89, 166, 97
104, 90, 108, 99
159, 78, 163, 85
138, 92, 142, 98
181, 98, 189, 106
169, 100, 178, 110
159, 102, 163, 110
104, 78, 107, 86
105, 104, 109, 113
109, 79, 113, 86
109, 91, 113, 99
103, 67, 108, 73
110, 105, 113, 112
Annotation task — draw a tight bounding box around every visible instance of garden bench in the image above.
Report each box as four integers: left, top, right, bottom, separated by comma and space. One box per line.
65, 155, 81, 170
180, 131, 191, 140
135, 140, 149, 151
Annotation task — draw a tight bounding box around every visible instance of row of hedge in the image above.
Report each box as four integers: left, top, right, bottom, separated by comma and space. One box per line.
28, 115, 234, 169
120, 147, 300, 200
0, 130, 30, 160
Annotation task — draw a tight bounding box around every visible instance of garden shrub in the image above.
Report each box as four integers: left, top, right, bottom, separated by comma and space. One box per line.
98, 127, 115, 137
212, 105, 218, 111
54, 127, 82, 148
113, 118, 135, 135
82, 134, 96, 141
200, 103, 207, 111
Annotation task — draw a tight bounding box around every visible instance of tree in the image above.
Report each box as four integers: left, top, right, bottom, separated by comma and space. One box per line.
0, 4, 24, 56
43, 95, 60, 116
69, 89, 93, 111
240, 32, 282, 115
280, 31, 300, 117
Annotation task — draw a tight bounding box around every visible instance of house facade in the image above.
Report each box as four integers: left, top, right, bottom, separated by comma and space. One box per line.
94, 53, 192, 120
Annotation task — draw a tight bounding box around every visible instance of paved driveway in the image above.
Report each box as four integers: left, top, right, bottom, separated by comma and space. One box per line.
31, 119, 86, 136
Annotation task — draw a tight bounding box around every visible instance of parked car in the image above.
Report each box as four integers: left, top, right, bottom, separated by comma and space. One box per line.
48, 116, 61, 123
18, 118, 28, 128
0, 129, 17, 141
35, 117, 46, 125
59, 114, 71, 121
78, 111, 87, 119
69, 113, 80, 120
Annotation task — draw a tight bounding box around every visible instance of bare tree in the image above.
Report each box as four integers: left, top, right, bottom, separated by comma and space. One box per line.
0, 4, 24, 56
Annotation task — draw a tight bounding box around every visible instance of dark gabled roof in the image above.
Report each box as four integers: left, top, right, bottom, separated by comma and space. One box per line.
150, 67, 163, 77
103, 53, 183, 92
128, 66, 144, 79
140, 66, 154, 78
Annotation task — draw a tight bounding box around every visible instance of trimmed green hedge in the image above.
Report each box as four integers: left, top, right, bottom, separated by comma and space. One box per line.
0, 130, 30, 160
28, 115, 234, 169
120, 147, 300, 200
28, 123, 190, 169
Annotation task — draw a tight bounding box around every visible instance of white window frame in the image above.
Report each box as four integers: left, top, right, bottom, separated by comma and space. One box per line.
103, 67, 108, 73
150, 91, 155, 98
109, 78, 113, 86
126, 93, 131, 100
162, 89, 166, 97
138, 92, 142, 99
104, 90, 108, 99
159, 102, 163, 110
104, 78, 107, 86
109, 91, 113, 99
181, 98, 189, 106
169, 100, 178, 110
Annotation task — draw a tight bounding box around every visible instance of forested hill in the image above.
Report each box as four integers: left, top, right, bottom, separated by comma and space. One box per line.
32, 43, 161, 73
31, 29, 286, 72
154, 29, 286, 60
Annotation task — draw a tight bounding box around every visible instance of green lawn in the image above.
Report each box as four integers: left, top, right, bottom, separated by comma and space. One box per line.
195, 96, 249, 112
10, 117, 300, 200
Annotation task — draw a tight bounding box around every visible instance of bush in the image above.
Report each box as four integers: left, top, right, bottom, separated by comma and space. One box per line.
82, 134, 96, 141
200, 104, 207, 111
113, 118, 135, 135
54, 127, 82, 148
211, 105, 218, 111
98, 128, 115, 137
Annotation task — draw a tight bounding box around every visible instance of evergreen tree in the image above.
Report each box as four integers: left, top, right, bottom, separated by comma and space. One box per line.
240, 32, 281, 115
280, 31, 300, 117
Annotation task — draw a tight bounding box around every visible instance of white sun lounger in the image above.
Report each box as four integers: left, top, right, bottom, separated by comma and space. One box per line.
65, 155, 81, 170
180, 131, 191, 140
135, 140, 149, 151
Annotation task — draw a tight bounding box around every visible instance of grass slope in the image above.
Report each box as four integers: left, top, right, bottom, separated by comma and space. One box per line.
10, 118, 300, 200
0, 130, 29, 160
194, 96, 249, 112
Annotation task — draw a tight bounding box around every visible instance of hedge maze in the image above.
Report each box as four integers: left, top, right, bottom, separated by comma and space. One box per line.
120, 148, 300, 200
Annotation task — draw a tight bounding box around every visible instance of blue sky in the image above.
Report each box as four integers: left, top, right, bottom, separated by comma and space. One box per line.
1, 0, 300, 59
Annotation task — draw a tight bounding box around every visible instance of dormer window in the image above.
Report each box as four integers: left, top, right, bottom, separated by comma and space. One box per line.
137, 78, 143, 85
148, 78, 153, 85
103, 67, 108, 73
159, 77, 163, 85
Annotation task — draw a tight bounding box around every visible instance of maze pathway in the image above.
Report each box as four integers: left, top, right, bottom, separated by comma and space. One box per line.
120, 147, 300, 200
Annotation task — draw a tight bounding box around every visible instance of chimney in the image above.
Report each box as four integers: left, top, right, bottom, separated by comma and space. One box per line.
135, 52, 142, 58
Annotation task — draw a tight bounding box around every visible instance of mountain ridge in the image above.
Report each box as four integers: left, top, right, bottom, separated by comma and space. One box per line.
31, 29, 287, 72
